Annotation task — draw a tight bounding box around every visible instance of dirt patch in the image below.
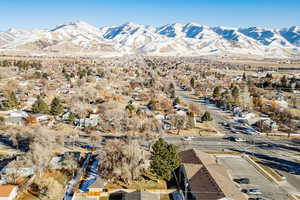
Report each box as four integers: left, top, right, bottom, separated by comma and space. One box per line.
105, 179, 167, 190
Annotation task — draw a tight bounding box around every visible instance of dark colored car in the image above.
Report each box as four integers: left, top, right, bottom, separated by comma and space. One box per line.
248, 198, 266, 200
234, 178, 250, 184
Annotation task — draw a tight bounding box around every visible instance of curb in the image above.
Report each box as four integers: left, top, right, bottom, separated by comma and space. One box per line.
243, 155, 282, 183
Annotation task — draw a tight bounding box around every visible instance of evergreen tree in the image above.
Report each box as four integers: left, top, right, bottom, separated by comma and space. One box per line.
280, 75, 288, 88
265, 73, 273, 79
42, 73, 48, 79
168, 82, 176, 98
32, 98, 49, 114
213, 86, 221, 98
125, 104, 135, 114
190, 77, 195, 89
242, 72, 247, 81
50, 97, 64, 115
78, 68, 87, 79
150, 138, 180, 180
231, 86, 240, 99
3, 91, 18, 110
201, 111, 212, 122
68, 112, 76, 124
173, 97, 180, 105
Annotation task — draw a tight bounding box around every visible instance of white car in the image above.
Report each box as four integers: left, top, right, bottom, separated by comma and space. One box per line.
182, 136, 193, 141
246, 189, 262, 195
234, 137, 246, 142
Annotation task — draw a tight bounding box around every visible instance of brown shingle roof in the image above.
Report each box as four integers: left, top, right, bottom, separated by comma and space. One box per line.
179, 149, 246, 200
0, 185, 17, 197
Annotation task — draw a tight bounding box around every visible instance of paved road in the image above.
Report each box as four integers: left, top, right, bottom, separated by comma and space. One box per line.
171, 90, 300, 195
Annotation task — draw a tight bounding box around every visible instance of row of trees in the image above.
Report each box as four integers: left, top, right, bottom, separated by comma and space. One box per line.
212, 85, 253, 110
101, 137, 180, 182
32, 97, 64, 115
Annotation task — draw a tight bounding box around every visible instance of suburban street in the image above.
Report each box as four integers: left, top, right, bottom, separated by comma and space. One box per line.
163, 90, 300, 196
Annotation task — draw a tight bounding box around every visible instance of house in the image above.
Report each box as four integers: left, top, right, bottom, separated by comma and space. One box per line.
4, 117, 25, 126
273, 92, 285, 101
33, 114, 49, 122
154, 114, 165, 121
61, 112, 71, 121
75, 115, 99, 127
25, 97, 37, 107
175, 149, 247, 200
1, 166, 35, 178
9, 110, 28, 118
254, 119, 278, 132
276, 100, 288, 108
0, 185, 18, 200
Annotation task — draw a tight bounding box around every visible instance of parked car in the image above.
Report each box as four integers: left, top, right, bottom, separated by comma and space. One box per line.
172, 192, 185, 200
234, 137, 246, 142
81, 144, 96, 149
248, 198, 266, 200
182, 136, 193, 141
224, 136, 235, 141
234, 178, 250, 184
221, 122, 229, 127
244, 189, 262, 195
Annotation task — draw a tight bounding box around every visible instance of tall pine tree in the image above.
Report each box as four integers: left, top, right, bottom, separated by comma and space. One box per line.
150, 138, 180, 180
50, 97, 64, 115
3, 91, 18, 110
32, 97, 49, 114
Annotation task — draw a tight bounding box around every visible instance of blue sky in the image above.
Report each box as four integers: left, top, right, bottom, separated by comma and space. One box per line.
0, 0, 299, 30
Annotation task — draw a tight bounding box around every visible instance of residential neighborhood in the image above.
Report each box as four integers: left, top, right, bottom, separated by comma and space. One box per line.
0, 55, 299, 200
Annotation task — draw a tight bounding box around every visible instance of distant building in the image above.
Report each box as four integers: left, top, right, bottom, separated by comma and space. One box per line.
4, 117, 25, 126
0, 185, 18, 200
254, 119, 278, 132
33, 114, 49, 122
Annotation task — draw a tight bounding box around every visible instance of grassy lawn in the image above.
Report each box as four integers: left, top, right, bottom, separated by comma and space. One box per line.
168, 122, 222, 136
160, 194, 171, 200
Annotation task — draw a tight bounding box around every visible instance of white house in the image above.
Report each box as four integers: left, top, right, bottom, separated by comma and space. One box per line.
4, 117, 25, 126
276, 100, 288, 108
25, 97, 37, 107
33, 114, 49, 122
0, 185, 18, 200
75, 115, 99, 127
9, 110, 28, 118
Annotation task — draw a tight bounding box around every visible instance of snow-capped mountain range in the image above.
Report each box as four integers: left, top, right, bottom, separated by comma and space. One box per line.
0, 20, 300, 58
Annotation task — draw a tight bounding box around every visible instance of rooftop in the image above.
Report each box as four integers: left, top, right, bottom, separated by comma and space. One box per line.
179, 149, 247, 200
0, 185, 17, 197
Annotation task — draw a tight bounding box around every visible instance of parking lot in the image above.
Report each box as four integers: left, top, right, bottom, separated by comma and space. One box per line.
217, 156, 292, 200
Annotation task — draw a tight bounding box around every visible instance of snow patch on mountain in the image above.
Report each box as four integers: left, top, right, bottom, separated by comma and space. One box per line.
0, 21, 300, 57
